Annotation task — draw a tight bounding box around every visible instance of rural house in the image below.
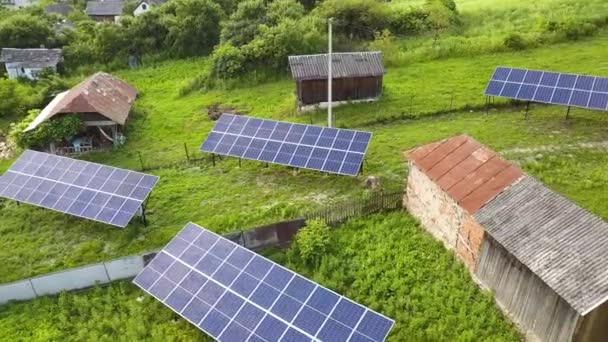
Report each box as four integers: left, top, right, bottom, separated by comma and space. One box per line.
26, 72, 137, 155
0, 48, 63, 80
0, 0, 36, 9
133, 0, 167, 16
44, 3, 73, 16
404, 135, 608, 342
288, 51, 384, 110
86, 0, 124, 22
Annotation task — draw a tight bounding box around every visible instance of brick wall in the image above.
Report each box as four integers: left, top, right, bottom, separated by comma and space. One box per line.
405, 163, 464, 250
456, 214, 485, 271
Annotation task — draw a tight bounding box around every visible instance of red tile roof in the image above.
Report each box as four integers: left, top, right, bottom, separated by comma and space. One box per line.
26, 72, 137, 131
406, 135, 524, 214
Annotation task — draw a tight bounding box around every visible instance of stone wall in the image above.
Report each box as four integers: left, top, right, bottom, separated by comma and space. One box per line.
404, 163, 464, 250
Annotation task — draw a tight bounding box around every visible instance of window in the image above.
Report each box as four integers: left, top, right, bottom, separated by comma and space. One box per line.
141, 3, 147, 10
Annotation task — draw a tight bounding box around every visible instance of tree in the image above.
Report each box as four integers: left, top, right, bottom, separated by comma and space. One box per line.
244, 16, 324, 69
267, 0, 304, 25
162, 0, 224, 57
220, 0, 267, 46
424, 0, 453, 47
315, 0, 388, 40
92, 23, 129, 63
122, 11, 169, 54
0, 14, 55, 48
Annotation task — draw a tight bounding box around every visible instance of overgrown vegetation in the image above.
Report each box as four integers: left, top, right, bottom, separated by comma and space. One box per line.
9, 111, 82, 149
0, 281, 211, 341
276, 212, 521, 340
0, 213, 521, 340
287, 219, 331, 267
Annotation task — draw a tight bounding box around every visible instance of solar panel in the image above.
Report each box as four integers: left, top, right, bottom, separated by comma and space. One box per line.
133, 223, 395, 341
0, 150, 159, 228
484, 67, 608, 111
200, 114, 372, 177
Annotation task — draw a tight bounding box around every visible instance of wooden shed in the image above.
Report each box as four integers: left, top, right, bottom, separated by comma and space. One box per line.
404, 135, 608, 342
288, 52, 384, 109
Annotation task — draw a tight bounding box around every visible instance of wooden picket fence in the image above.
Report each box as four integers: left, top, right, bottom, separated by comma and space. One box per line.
304, 191, 403, 227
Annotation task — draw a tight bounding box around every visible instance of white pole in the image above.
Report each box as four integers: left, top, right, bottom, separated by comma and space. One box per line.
328, 18, 333, 128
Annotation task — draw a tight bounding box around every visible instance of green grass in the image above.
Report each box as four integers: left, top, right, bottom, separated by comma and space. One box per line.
0, 213, 520, 341
0, 34, 607, 283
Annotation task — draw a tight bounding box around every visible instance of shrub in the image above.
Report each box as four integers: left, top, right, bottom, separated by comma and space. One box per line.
161, 0, 224, 57
390, 7, 431, 36
10, 111, 82, 149
503, 33, 527, 51
0, 78, 41, 118
315, 0, 388, 40
288, 219, 331, 267
220, 0, 268, 46
209, 43, 247, 79
0, 14, 55, 48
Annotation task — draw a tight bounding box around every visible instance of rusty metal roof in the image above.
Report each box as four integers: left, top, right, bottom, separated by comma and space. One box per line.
26, 72, 137, 131
288, 52, 384, 81
407, 135, 524, 214
475, 177, 608, 315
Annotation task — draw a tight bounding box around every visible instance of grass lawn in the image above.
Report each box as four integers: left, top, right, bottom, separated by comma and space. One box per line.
0, 34, 607, 283
0, 212, 520, 341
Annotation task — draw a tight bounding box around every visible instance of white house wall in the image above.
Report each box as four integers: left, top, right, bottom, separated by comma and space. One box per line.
133, 2, 149, 16
5, 64, 53, 80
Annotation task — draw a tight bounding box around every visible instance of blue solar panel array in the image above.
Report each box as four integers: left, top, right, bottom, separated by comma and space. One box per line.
0, 150, 158, 227
484, 67, 608, 111
133, 223, 394, 341
200, 114, 372, 176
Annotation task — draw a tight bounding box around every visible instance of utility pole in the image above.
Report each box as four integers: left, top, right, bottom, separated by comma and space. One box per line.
327, 18, 333, 128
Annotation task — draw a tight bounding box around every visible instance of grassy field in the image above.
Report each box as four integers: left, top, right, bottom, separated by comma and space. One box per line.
0, 1, 607, 340
1, 33, 608, 283
0, 213, 520, 341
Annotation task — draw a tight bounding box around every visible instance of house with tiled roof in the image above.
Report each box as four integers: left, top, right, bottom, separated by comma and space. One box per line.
404, 135, 608, 342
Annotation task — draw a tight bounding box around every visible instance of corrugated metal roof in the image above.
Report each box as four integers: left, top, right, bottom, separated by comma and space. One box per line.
0, 48, 63, 68
474, 177, 608, 315
288, 52, 385, 81
406, 135, 524, 214
26, 72, 137, 131
86, 0, 124, 15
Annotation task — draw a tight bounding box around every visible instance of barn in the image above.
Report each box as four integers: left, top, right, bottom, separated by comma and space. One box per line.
288, 51, 384, 110
404, 135, 608, 342
26, 72, 137, 155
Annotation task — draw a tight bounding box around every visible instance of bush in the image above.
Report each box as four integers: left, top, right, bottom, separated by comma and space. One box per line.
288, 219, 332, 267
220, 0, 268, 46
162, 0, 224, 57
0, 78, 41, 118
10, 111, 82, 149
390, 7, 431, 36
503, 33, 527, 51
209, 43, 247, 79
0, 14, 56, 48
315, 0, 388, 40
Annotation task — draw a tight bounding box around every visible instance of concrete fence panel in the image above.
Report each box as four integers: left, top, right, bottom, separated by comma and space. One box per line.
104, 255, 145, 281
0, 280, 36, 304
30, 264, 110, 296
